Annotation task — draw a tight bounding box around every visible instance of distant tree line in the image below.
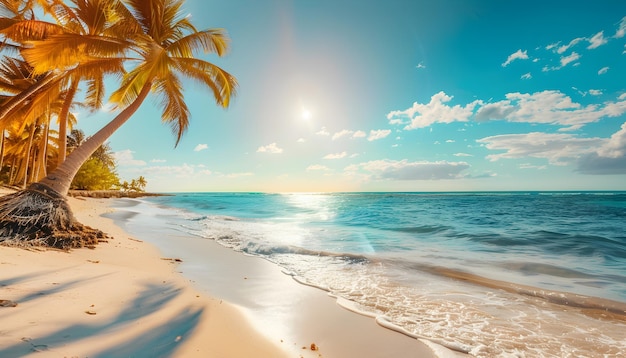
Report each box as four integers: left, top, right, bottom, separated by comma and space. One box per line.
1, 129, 146, 192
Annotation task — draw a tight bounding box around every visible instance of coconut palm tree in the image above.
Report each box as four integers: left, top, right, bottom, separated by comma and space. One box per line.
0, 0, 236, 248
1, 0, 132, 167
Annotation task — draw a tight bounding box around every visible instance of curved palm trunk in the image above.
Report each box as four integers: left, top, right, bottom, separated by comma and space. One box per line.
37, 80, 153, 196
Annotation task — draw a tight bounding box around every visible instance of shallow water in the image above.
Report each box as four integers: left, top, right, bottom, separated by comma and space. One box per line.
113, 192, 626, 357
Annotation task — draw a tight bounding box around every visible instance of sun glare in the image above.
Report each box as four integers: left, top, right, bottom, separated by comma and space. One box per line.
301, 108, 312, 120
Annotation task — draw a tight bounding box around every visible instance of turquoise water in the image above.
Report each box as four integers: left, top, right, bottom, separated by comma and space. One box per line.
116, 192, 626, 357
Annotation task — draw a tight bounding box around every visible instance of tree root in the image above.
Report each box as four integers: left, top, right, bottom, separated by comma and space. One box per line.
0, 183, 109, 250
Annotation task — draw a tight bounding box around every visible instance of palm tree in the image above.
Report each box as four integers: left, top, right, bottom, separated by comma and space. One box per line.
136, 175, 146, 191
0, 0, 236, 248
1, 0, 132, 167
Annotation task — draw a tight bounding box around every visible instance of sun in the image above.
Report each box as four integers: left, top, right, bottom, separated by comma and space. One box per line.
301, 108, 312, 120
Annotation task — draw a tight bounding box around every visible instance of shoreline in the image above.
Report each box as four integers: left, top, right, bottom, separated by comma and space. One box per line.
106, 197, 457, 357
0, 189, 449, 357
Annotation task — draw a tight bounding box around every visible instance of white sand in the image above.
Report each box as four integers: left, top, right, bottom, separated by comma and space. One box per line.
0, 190, 286, 357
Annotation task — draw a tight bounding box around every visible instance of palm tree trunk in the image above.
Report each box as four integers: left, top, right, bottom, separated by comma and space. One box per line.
57, 80, 78, 168
9, 157, 16, 185
0, 129, 5, 171
38, 80, 153, 196
23, 124, 36, 189
34, 120, 50, 181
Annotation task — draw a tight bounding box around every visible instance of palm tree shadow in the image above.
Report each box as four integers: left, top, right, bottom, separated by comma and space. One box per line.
0, 270, 48, 287
0, 282, 204, 357
95, 306, 204, 358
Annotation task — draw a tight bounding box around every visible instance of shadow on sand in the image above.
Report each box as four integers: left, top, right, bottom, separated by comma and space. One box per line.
0, 279, 205, 357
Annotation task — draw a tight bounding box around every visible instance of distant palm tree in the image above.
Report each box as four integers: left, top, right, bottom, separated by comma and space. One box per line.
0, 0, 237, 248
136, 175, 147, 190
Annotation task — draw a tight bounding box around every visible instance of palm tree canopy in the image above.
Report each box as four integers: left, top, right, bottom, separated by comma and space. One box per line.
110, 0, 237, 145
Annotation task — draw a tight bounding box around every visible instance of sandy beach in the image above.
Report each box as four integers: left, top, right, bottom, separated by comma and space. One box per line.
0, 189, 287, 357
0, 188, 450, 358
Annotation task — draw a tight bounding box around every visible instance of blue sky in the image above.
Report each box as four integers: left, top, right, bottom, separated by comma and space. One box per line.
77, 0, 626, 192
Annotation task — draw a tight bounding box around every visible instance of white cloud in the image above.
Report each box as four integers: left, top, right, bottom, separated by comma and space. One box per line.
394, 91, 626, 133
519, 163, 547, 170
224, 172, 254, 178
477, 132, 602, 164
577, 122, 626, 174
598, 66, 610, 75
416, 62, 426, 69
587, 31, 608, 49
316, 127, 330, 136
352, 130, 367, 138
541, 51, 581, 72
475, 90, 626, 130
194, 144, 208, 152
615, 16, 626, 38
368, 129, 391, 141
324, 151, 347, 159
545, 42, 559, 51
388, 118, 406, 125
597, 122, 626, 158
256, 142, 283, 154
150, 159, 166, 163
556, 37, 584, 54
297, 138, 306, 143
307, 164, 330, 171
332, 130, 353, 140
589, 89, 603, 96
521, 72, 532, 80
454, 153, 473, 157
347, 159, 470, 180
387, 91, 480, 130
502, 49, 529, 67
114, 150, 146, 166
560, 52, 580, 67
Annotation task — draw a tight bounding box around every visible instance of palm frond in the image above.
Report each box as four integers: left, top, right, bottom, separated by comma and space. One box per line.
1, 19, 64, 42
22, 33, 129, 74
153, 72, 188, 145
173, 57, 237, 107
167, 28, 229, 58
109, 63, 151, 107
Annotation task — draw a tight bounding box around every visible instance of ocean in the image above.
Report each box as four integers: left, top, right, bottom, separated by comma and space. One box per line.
110, 192, 626, 357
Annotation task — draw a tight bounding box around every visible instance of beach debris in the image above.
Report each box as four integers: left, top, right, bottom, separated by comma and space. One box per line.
87, 260, 100, 264
0, 299, 17, 307
128, 237, 143, 242
175, 336, 182, 342
85, 310, 97, 315
161, 257, 183, 262
310, 343, 319, 351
